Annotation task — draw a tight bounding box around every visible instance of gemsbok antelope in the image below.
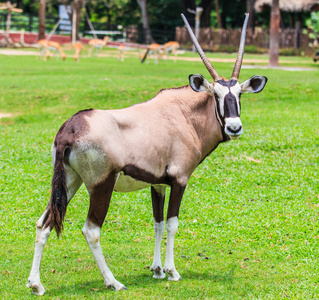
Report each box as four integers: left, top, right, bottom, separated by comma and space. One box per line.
27, 13, 267, 295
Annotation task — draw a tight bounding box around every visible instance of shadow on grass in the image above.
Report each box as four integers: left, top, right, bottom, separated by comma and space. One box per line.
182, 267, 236, 283
46, 267, 237, 296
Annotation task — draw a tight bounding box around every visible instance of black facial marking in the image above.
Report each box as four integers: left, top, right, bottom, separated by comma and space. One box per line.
213, 79, 241, 141
217, 79, 237, 87
224, 92, 239, 118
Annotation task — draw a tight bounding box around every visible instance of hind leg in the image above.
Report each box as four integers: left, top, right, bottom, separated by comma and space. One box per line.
82, 174, 126, 290
27, 167, 82, 295
26, 209, 50, 295
150, 185, 166, 279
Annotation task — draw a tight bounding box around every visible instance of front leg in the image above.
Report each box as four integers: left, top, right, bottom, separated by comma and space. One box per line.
163, 183, 185, 281
150, 186, 166, 279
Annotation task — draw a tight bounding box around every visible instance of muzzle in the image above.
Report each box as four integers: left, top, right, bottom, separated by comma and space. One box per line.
224, 117, 243, 140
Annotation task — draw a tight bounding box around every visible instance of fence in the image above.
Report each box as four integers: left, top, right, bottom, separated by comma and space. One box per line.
176, 26, 313, 53
0, 12, 314, 53
0, 12, 123, 39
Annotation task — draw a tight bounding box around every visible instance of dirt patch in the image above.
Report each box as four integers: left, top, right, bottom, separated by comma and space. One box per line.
242, 65, 317, 71
0, 112, 13, 119
0, 48, 315, 70
0, 49, 39, 56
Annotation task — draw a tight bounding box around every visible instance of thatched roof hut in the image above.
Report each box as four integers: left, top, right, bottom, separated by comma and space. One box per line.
254, 0, 319, 49
255, 0, 319, 12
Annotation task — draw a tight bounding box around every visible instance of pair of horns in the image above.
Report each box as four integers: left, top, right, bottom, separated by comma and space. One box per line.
181, 13, 249, 81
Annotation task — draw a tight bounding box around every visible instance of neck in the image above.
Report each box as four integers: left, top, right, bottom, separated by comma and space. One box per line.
182, 89, 225, 160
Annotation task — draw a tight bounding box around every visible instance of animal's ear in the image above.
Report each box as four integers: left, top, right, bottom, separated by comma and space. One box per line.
189, 74, 213, 94
240, 75, 268, 93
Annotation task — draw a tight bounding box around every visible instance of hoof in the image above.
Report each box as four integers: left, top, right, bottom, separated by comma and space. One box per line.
27, 282, 45, 296
153, 272, 166, 279
168, 274, 182, 281
106, 282, 128, 291
151, 266, 166, 279
164, 268, 182, 281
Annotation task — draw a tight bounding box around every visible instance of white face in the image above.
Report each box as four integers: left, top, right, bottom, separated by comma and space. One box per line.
189, 74, 268, 140
213, 80, 243, 140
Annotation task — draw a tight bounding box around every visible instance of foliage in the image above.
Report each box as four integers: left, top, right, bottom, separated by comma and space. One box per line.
0, 51, 319, 299
244, 45, 267, 54
2, 0, 315, 42
279, 47, 303, 56
304, 12, 319, 47
86, 0, 131, 23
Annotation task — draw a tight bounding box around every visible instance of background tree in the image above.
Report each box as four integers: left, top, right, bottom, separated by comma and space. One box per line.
38, 0, 45, 40
180, 0, 195, 26
304, 11, 319, 48
246, 0, 255, 31
269, 0, 280, 66
199, 0, 212, 27
180, 0, 212, 27
220, 0, 246, 28
136, 0, 153, 43
59, 0, 84, 41
73, 0, 84, 41
214, 0, 222, 28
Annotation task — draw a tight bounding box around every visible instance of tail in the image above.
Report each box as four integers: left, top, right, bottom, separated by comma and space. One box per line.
141, 49, 150, 63
43, 145, 69, 237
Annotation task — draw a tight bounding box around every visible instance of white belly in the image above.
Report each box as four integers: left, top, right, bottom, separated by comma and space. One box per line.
114, 172, 151, 192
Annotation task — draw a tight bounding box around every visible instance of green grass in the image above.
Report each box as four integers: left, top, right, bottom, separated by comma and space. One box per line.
0, 53, 318, 299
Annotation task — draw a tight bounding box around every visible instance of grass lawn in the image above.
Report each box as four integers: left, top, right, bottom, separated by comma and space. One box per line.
0, 52, 318, 299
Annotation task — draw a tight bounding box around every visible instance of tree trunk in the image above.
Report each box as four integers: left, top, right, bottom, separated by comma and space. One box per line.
214, 0, 222, 28
269, 0, 280, 67
106, 0, 111, 27
289, 12, 294, 29
246, 0, 255, 32
38, 0, 46, 40
137, 0, 154, 44
180, 0, 196, 27
16, 0, 22, 9
200, 0, 212, 27
294, 12, 301, 49
71, 0, 83, 42
5, 1, 12, 46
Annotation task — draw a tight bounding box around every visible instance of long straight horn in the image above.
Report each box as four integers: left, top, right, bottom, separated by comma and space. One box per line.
231, 13, 249, 80
181, 13, 221, 82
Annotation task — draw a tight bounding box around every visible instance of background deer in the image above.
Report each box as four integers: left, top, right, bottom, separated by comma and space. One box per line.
162, 41, 180, 62
141, 43, 162, 64
27, 13, 267, 295
73, 42, 83, 61
37, 39, 66, 61
88, 36, 110, 57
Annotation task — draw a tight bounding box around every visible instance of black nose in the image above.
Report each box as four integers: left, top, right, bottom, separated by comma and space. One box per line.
226, 125, 242, 134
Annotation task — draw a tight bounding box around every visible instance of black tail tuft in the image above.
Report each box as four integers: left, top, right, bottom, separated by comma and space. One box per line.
43, 146, 68, 237
141, 49, 150, 63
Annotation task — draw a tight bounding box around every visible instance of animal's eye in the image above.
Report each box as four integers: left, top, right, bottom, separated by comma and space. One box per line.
214, 92, 219, 99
